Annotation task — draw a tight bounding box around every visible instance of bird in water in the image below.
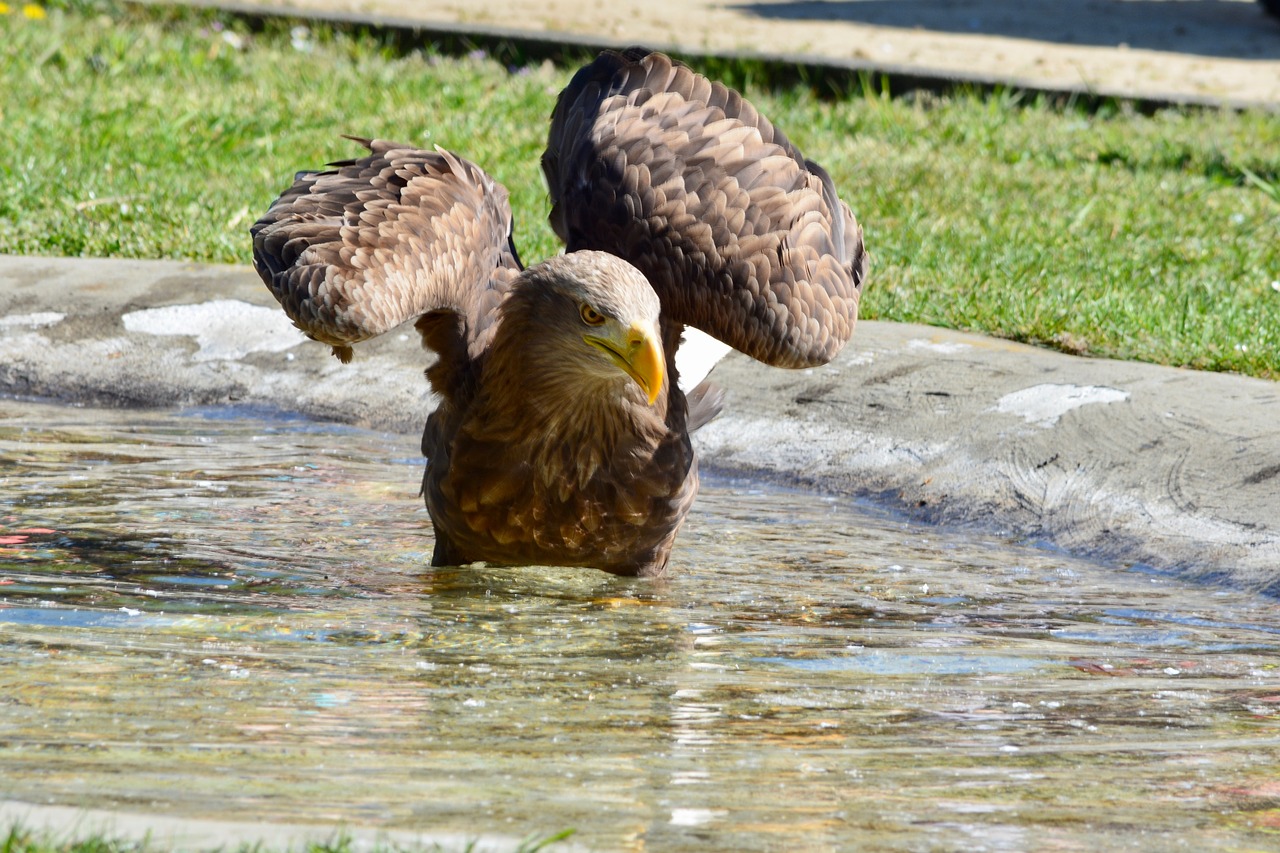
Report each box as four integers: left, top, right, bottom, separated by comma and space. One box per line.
251, 48, 867, 577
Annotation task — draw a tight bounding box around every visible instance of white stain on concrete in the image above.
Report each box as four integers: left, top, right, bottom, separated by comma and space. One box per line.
825, 348, 874, 369
995, 383, 1130, 427
908, 338, 971, 355
0, 312, 65, 329
122, 300, 307, 361
669, 808, 728, 827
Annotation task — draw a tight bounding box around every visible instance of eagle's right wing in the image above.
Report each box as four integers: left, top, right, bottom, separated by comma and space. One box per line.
251, 138, 521, 363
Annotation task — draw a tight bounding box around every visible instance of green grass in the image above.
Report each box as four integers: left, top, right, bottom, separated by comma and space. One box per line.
2, 1, 1278, 377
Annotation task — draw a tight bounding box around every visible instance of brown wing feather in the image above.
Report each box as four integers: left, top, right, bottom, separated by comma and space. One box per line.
251, 138, 521, 363
542, 50, 866, 369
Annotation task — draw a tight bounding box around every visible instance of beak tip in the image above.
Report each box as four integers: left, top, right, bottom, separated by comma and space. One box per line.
586, 324, 665, 407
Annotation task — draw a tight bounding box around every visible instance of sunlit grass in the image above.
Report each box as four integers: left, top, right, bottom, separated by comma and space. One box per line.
1, 2, 1277, 376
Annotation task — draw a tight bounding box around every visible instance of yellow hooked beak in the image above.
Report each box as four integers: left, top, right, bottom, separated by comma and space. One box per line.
584, 321, 665, 405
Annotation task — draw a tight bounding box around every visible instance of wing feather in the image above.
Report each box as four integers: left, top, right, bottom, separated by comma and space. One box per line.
251, 138, 521, 363
543, 50, 866, 368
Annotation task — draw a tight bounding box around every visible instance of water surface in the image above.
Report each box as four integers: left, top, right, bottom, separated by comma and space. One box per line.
2, 400, 1279, 851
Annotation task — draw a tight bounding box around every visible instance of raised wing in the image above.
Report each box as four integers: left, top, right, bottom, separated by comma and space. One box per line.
543, 49, 866, 369
251, 138, 522, 363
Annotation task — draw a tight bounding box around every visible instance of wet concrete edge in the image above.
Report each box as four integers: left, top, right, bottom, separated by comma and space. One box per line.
0, 800, 587, 852
3, 255, 1278, 596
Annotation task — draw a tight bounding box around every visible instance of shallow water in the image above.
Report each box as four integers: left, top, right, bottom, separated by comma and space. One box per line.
2, 399, 1279, 851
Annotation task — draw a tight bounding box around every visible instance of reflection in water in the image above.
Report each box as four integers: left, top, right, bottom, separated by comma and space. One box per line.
2, 399, 1280, 850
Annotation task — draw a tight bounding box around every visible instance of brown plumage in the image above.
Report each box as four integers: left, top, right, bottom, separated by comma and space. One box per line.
251, 48, 867, 577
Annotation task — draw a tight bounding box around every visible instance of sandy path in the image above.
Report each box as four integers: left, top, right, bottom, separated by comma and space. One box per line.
185, 0, 1280, 108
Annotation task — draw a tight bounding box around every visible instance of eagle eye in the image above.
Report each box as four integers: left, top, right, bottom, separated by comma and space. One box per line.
579, 304, 607, 326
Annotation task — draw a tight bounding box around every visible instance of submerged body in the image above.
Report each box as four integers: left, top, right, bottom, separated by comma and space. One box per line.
251, 49, 866, 576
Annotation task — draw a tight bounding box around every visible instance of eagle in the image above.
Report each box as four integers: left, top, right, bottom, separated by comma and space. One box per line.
250, 48, 867, 577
